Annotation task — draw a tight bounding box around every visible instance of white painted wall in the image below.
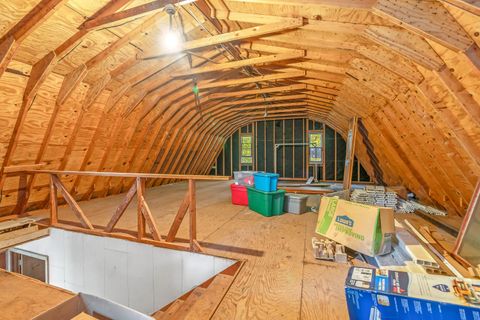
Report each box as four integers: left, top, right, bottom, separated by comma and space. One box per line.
14, 228, 235, 315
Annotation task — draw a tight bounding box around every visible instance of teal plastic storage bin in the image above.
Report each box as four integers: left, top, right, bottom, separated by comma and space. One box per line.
253, 172, 279, 192
247, 187, 285, 217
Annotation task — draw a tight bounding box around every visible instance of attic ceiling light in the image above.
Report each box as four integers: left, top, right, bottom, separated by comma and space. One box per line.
163, 3, 181, 52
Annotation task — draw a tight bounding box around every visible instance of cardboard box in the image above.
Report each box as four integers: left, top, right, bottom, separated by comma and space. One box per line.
345, 266, 480, 320
316, 197, 394, 256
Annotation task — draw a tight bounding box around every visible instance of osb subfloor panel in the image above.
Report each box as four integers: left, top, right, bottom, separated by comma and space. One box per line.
30, 180, 364, 320
0, 270, 74, 320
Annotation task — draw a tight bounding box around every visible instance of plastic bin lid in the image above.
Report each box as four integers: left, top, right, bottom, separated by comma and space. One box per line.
253, 172, 279, 177
285, 193, 309, 199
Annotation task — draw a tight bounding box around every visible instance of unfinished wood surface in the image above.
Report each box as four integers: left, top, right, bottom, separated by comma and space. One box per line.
27, 180, 374, 320
0, 269, 74, 320
0, 0, 479, 219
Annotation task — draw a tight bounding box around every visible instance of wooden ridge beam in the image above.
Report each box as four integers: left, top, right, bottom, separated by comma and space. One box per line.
139, 18, 305, 59
198, 70, 305, 89
171, 51, 305, 77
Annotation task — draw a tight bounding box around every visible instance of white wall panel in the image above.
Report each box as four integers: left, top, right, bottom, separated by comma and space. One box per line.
12, 228, 235, 315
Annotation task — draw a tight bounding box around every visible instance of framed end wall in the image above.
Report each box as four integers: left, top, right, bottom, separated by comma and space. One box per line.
212, 119, 371, 183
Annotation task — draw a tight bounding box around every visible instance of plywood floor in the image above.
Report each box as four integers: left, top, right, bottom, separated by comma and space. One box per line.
31, 180, 365, 320
0, 270, 74, 320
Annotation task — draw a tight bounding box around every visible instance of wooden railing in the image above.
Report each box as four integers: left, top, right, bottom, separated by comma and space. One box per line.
13, 170, 230, 252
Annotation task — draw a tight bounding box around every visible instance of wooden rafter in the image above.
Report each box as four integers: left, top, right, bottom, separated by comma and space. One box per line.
197, 70, 305, 89
139, 18, 305, 59
171, 51, 305, 77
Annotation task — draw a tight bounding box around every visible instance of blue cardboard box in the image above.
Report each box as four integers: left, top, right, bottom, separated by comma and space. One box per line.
345, 267, 480, 320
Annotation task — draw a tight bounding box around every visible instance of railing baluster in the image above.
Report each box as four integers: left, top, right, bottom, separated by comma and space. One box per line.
49, 174, 58, 225
136, 177, 146, 240
188, 179, 197, 251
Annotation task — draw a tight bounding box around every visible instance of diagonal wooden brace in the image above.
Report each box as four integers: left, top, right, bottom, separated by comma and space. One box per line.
52, 174, 94, 229
165, 190, 190, 242
105, 181, 137, 232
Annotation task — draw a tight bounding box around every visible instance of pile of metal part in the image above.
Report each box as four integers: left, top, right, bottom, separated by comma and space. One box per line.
312, 237, 348, 263
350, 186, 398, 208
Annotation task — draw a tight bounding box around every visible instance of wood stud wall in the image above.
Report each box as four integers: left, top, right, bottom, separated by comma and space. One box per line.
214, 119, 371, 183
0, 0, 478, 217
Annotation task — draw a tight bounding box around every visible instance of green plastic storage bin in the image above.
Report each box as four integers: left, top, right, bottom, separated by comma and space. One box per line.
247, 187, 285, 217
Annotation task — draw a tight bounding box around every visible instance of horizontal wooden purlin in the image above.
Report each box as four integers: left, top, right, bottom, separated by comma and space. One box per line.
171, 51, 306, 77
211, 102, 307, 114
81, 0, 183, 30
204, 94, 307, 110
4, 163, 46, 174
198, 71, 305, 89
208, 83, 307, 99
15, 170, 230, 181
139, 18, 305, 59
307, 101, 333, 109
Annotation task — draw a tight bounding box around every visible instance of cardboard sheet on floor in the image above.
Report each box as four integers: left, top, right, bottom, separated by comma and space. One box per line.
315, 197, 394, 256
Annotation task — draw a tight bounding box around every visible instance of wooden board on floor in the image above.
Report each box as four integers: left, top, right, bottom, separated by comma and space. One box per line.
0, 269, 74, 320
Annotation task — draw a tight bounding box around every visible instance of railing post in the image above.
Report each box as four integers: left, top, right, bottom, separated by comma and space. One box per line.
136, 177, 146, 240
49, 174, 58, 225
188, 179, 196, 250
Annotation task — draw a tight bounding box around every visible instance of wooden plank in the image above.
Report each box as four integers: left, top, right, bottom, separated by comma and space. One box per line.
208, 84, 307, 99
0, 51, 57, 191
24, 52, 57, 100
3, 163, 46, 174
136, 177, 146, 239
188, 179, 197, 250
171, 51, 305, 77
52, 175, 93, 230
56, 64, 88, 105
18, 169, 230, 180
105, 182, 137, 232
343, 116, 357, 190
0, 0, 66, 42
0, 228, 49, 250
198, 71, 305, 89
140, 197, 162, 241
82, 0, 175, 30
82, 73, 111, 111
166, 191, 190, 242
50, 176, 58, 225
55, 0, 133, 55
139, 18, 305, 59
183, 274, 233, 320
0, 37, 17, 79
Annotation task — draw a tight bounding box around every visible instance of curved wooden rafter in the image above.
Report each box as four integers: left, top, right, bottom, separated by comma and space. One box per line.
0, 0, 478, 217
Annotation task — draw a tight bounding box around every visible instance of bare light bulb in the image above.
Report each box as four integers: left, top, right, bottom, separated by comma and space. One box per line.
163, 30, 181, 53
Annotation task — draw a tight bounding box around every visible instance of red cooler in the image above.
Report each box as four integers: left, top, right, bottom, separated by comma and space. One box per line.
230, 183, 248, 206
